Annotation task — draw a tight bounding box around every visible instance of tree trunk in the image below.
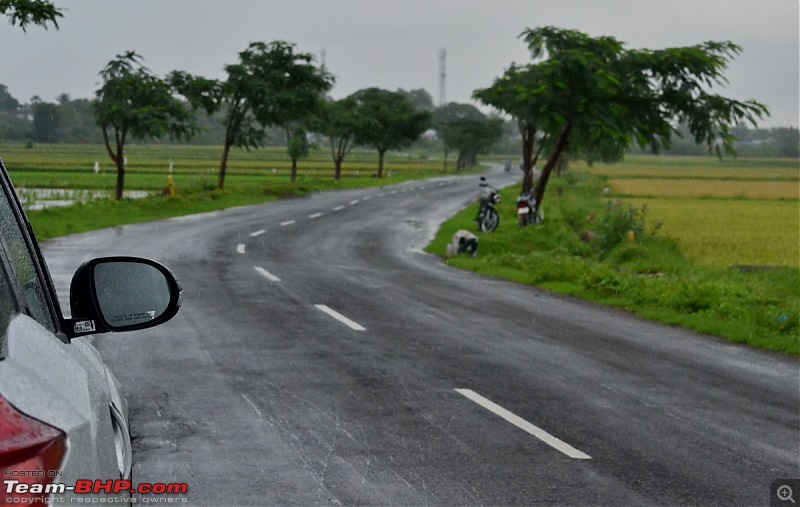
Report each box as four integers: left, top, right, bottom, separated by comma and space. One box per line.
531, 122, 572, 217
218, 141, 232, 191
456, 151, 466, 171
334, 158, 342, 181
115, 156, 125, 201
101, 126, 126, 200
285, 126, 298, 183
521, 124, 535, 194
377, 148, 386, 178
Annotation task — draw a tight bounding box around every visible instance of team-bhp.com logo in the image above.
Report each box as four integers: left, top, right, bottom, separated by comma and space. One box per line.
3, 479, 188, 504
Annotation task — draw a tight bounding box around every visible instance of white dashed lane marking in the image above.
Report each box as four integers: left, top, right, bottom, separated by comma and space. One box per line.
236, 244, 246, 254
280, 220, 296, 227
455, 389, 591, 460
254, 266, 281, 282
250, 230, 266, 237
309, 212, 323, 219
314, 304, 366, 331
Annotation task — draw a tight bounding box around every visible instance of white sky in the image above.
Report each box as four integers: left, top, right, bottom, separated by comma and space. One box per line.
1, 0, 798, 127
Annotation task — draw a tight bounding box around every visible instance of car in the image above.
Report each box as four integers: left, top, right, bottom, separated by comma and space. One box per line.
0, 158, 182, 504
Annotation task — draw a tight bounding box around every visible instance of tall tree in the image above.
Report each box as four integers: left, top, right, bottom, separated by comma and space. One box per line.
247, 41, 333, 183
93, 51, 196, 199
351, 88, 431, 177
0, 84, 20, 113
171, 41, 332, 189
1, 0, 62, 30
475, 26, 769, 216
31, 101, 59, 142
314, 97, 360, 181
286, 125, 310, 173
433, 103, 502, 171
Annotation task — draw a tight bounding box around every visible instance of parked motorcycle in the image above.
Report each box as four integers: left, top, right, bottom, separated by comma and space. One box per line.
516, 191, 544, 227
476, 177, 500, 232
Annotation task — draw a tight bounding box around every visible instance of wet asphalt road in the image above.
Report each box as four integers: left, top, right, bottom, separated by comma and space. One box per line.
43, 166, 799, 506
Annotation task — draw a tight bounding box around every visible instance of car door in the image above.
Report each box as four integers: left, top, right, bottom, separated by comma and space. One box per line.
0, 162, 128, 501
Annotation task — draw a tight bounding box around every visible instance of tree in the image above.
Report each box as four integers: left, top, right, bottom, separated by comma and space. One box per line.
55, 96, 101, 143
433, 103, 483, 171
1, 0, 62, 30
31, 101, 59, 142
0, 84, 20, 113
475, 26, 769, 216
445, 117, 504, 171
286, 125, 310, 171
246, 41, 333, 183
171, 41, 332, 189
351, 88, 431, 177
396, 88, 435, 111
93, 51, 196, 199
313, 97, 360, 181
433, 103, 502, 171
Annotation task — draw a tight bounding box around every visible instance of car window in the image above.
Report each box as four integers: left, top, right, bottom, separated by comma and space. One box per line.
0, 258, 15, 351
0, 181, 57, 333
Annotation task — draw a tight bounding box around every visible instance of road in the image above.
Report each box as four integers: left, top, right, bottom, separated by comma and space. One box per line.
43, 166, 799, 506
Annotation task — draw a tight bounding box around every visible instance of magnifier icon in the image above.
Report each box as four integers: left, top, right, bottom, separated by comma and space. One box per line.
778, 485, 796, 504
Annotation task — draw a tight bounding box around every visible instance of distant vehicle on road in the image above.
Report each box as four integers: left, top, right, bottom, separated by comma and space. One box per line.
0, 159, 182, 504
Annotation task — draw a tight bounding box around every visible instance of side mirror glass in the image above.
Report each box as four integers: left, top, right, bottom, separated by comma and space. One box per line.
68, 257, 182, 336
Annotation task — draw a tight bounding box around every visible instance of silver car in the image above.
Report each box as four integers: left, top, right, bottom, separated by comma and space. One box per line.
0, 159, 182, 504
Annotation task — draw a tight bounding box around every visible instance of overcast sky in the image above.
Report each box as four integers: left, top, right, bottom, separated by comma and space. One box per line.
1, 0, 797, 127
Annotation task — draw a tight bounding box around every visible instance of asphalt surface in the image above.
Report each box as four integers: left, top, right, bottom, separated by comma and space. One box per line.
43, 166, 799, 506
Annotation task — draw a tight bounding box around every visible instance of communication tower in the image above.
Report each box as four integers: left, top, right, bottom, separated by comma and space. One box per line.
439, 48, 446, 107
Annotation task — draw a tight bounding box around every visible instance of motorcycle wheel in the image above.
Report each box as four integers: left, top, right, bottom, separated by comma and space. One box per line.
518, 213, 529, 227
480, 209, 499, 232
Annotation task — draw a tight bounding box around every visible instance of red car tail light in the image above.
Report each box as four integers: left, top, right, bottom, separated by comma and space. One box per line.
0, 394, 66, 506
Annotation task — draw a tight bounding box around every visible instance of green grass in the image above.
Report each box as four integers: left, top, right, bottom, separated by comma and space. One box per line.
426, 173, 800, 356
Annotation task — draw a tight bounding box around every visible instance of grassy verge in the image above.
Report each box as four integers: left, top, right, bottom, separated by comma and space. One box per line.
25, 170, 474, 241
425, 172, 799, 356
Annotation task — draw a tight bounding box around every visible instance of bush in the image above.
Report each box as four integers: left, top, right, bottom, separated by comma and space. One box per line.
594, 199, 661, 256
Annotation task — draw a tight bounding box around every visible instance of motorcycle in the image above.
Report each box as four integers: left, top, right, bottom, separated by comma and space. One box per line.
476, 177, 500, 232
516, 191, 544, 227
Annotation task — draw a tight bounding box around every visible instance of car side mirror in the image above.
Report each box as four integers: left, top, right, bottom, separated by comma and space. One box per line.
67, 257, 182, 337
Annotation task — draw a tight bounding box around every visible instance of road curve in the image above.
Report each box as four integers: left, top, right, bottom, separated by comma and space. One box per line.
43, 166, 799, 506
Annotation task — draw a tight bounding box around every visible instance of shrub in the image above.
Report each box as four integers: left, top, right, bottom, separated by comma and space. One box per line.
594, 199, 661, 256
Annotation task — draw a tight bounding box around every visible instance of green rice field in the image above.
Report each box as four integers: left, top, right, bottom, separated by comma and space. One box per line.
0, 143, 444, 192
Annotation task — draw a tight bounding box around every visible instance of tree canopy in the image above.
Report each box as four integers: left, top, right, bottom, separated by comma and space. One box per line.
351, 88, 431, 177
433, 103, 503, 171
313, 97, 360, 181
247, 41, 333, 182
1, 0, 62, 31
475, 26, 770, 212
93, 51, 196, 199
171, 40, 333, 189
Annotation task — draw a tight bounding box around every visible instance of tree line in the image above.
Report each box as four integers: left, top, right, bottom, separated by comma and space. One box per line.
2, 2, 786, 207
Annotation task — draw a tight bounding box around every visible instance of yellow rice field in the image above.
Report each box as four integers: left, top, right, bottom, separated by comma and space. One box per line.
621, 198, 799, 268
576, 156, 800, 268
610, 179, 800, 199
